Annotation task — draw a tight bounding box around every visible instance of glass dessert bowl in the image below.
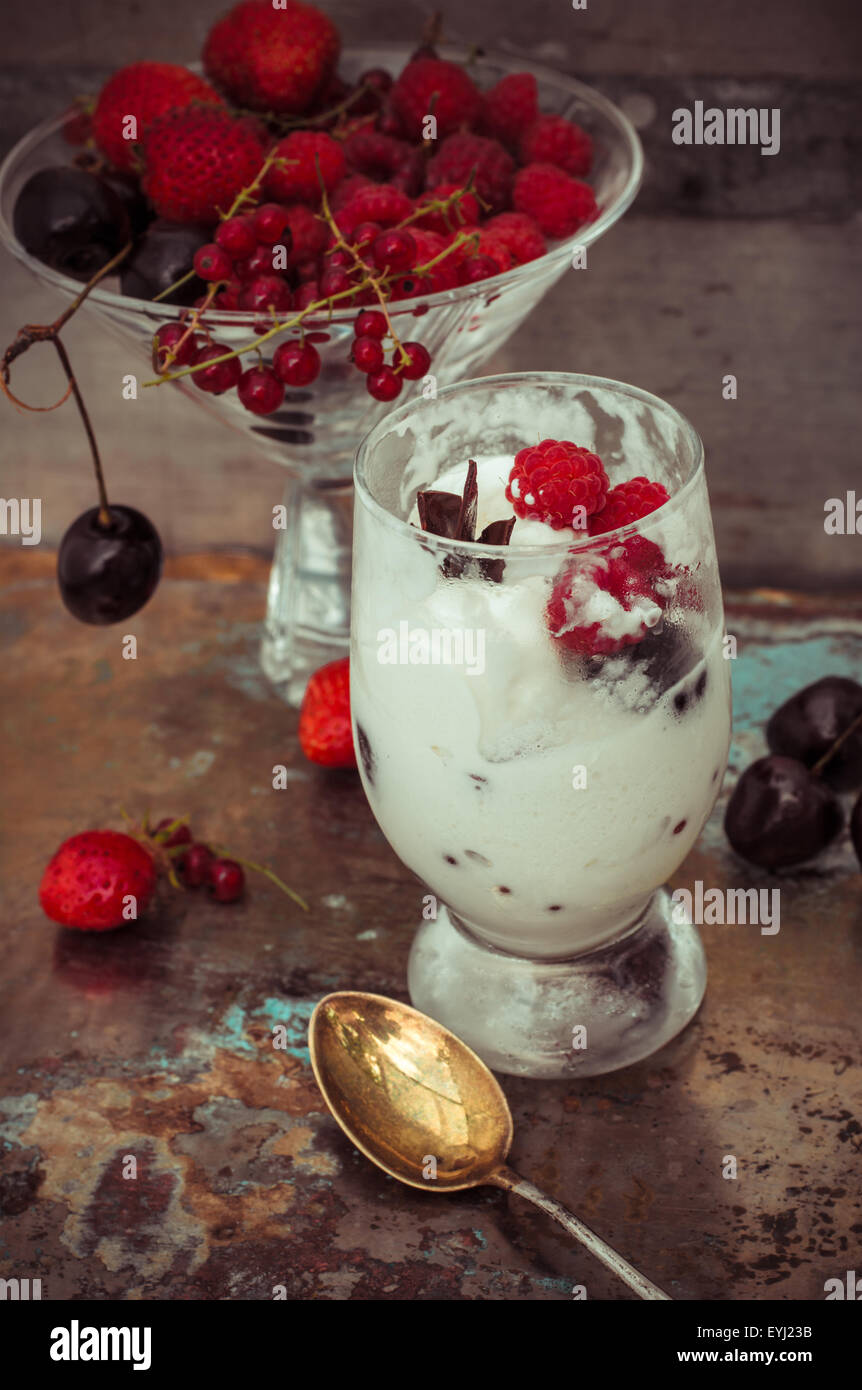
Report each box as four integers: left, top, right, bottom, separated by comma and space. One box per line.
352, 373, 732, 1079
0, 47, 641, 704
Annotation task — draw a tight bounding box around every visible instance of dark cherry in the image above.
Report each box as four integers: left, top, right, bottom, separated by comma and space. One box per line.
13, 167, 130, 279
96, 168, 152, 238
57, 505, 163, 625
851, 792, 862, 869
208, 858, 245, 903
120, 219, 210, 304
766, 676, 862, 791
724, 754, 844, 869
183, 843, 214, 888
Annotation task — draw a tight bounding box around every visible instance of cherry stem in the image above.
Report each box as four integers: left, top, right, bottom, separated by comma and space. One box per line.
52, 335, 111, 524
0, 244, 131, 526
811, 708, 862, 777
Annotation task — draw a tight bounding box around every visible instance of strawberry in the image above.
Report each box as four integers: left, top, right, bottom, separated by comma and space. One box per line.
39, 830, 157, 931
141, 107, 265, 223
203, 0, 340, 116
92, 62, 223, 172
298, 657, 356, 768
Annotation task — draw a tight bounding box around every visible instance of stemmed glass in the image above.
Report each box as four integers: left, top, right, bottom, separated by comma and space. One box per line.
351, 373, 731, 1079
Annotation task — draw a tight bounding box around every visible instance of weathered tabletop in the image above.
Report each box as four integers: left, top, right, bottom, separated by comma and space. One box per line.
1, 560, 860, 1301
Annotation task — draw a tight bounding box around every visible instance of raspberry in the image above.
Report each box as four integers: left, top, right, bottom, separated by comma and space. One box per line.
390, 57, 481, 140
203, 0, 340, 116
335, 183, 412, 237
506, 440, 609, 529
589, 478, 670, 536
342, 129, 423, 196
330, 172, 373, 210
480, 72, 538, 146
414, 183, 480, 234
519, 115, 593, 178
546, 551, 665, 657
141, 107, 265, 224
513, 163, 598, 240
482, 212, 546, 265
409, 228, 460, 290
92, 62, 222, 172
264, 130, 346, 204
427, 133, 514, 214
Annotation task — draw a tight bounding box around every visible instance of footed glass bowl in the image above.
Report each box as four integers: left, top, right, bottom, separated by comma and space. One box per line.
0, 45, 642, 703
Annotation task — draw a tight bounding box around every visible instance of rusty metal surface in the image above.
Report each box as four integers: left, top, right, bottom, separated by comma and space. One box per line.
1, 567, 860, 1301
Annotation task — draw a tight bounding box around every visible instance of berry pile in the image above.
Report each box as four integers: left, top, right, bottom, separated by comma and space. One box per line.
501, 442, 673, 659
16, 0, 601, 414
725, 676, 862, 869
38, 814, 307, 931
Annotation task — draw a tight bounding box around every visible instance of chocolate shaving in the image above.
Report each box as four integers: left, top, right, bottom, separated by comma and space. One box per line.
455, 459, 478, 541
416, 460, 515, 584
417, 489, 462, 538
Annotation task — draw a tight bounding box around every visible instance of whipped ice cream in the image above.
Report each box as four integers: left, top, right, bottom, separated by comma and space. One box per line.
351, 453, 731, 959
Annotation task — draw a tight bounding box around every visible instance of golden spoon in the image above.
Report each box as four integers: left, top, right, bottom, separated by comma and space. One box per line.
309, 991, 671, 1301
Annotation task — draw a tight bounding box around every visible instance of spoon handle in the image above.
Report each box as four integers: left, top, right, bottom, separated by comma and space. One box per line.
491, 1166, 672, 1301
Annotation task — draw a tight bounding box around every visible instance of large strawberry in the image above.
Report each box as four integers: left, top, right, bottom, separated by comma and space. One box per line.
298, 657, 356, 768
39, 830, 157, 931
203, 0, 340, 116
141, 107, 265, 223
92, 62, 223, 173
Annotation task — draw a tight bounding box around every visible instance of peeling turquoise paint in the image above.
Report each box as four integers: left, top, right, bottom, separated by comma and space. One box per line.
251, 997, 318, 1064
732, 635, 862, 734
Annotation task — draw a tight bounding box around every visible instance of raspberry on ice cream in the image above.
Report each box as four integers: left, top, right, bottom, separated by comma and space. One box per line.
590, 477, 670, 535
545, 550, 666, 657
506, 439, 609, 529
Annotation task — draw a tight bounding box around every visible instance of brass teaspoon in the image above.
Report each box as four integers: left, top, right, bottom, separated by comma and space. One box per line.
309, 991, 671, 1301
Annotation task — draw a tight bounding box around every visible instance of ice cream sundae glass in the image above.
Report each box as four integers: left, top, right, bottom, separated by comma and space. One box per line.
351, 373, 731, 1078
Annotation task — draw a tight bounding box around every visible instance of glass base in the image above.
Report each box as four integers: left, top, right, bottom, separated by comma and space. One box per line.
407, 889, 706, 1079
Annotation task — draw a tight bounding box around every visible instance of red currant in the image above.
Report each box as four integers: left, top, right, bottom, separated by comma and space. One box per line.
353, 221, 381, 252
234, 245, 274, 281
461, 255, 500, 284
371, 229, 416, 273
192, 344, 242, 395
152, 323, 200, 372
354, 309, 387, 340
154, 818, 192, 849
294, 281, 321, 310
253, 202, 292, 246
237, 365, 285, 416
351, 336, 384, 373
272, 340, 322, 387
208, 858, 245, 903
215, 215, 257, 259
183, 843, 213, 888
193, 243, 233, 282
399, 341, 431, 380
389, 272, 432, 300
215, 280, 243, 310
238, 276, 293, 313
366, 366, 403, 402
320, 266, 355, 299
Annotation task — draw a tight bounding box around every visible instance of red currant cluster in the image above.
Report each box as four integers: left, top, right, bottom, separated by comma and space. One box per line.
349, 308, 430, 402
153, 817, 246, 901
